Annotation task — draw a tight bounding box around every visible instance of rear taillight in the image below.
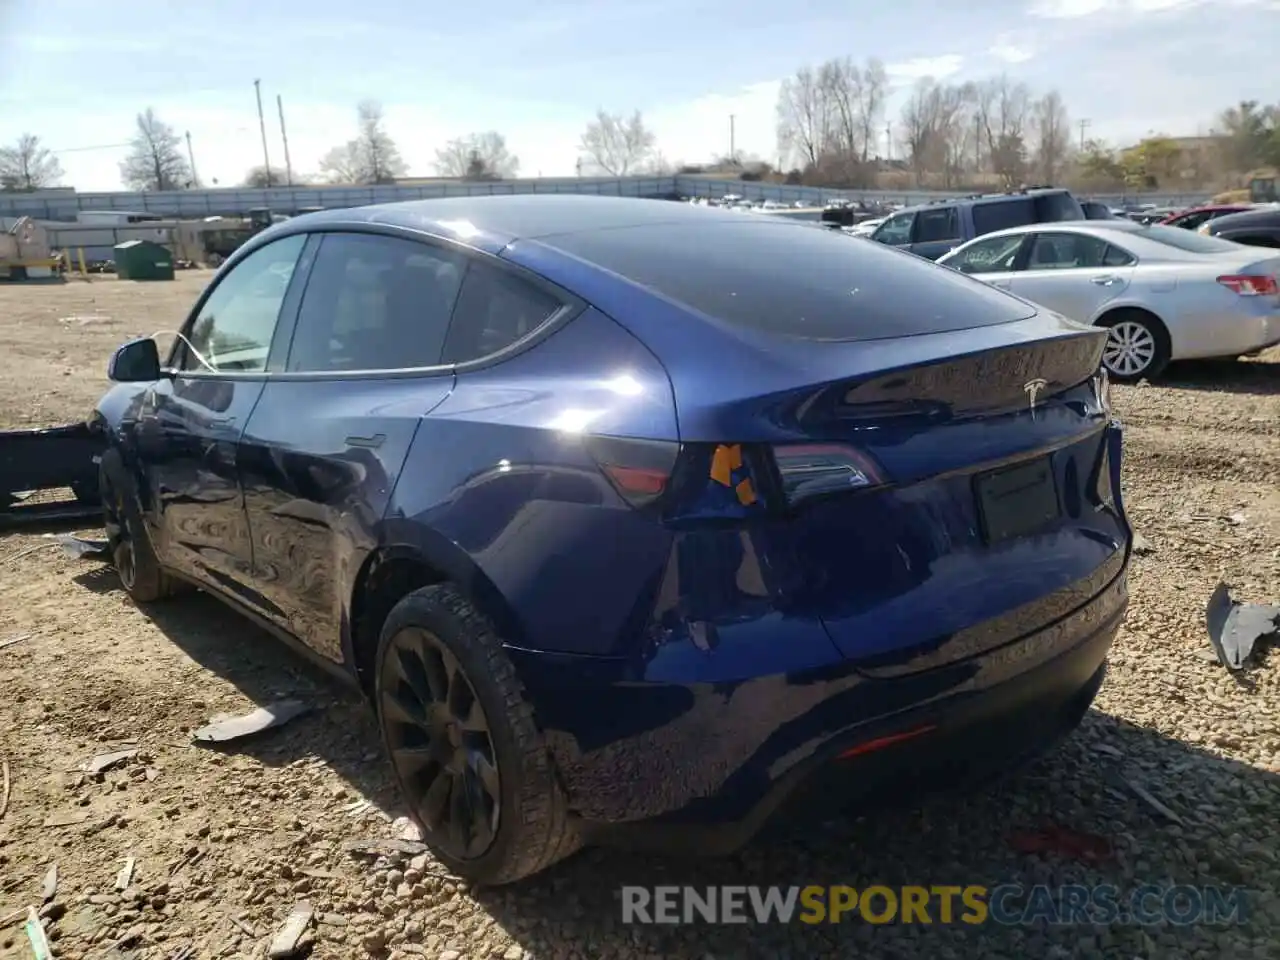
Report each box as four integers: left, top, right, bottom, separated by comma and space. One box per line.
584, 436, 679, 508
1218, 274, 1279, 296
771, 442, 885, 507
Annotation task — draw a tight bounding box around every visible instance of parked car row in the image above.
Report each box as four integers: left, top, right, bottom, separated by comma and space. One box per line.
856, 187, 1280, 383
935, 220, 1280, 382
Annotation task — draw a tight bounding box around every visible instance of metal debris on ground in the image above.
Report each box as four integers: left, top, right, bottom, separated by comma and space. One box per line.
342, 837, 429, 858
40, 864, 57, 902
191, 700, 311, 744
229, 914, 258, 938
0, 633, 32, 652
1205, 581, 1280, 670
57, 534, 111, 560
1132, 532, 1154, 555
24, 907, 53, 960
1118, 773, 1186, 826
42, 810, 90, 828
115, 856, 135, 891
84, 747, 139, 777
267, 901, 314, 958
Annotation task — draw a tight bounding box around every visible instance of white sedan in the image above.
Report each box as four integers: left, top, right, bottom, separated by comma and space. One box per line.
937, 221, 1280, 381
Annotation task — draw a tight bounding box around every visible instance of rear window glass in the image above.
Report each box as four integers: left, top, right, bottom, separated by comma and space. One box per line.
548, 221, 1036, 341
971, 194, 1082, 235
972, 199, 1035, 235
1142, 224, 1252, 254
1032, 192, 1084, 222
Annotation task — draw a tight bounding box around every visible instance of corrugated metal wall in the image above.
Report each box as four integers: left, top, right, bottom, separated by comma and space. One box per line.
0, 177, 1210, 222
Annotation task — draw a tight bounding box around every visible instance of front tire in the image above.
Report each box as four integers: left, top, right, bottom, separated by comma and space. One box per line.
99, 457, 175, 603
374, 584, 580, 885
1098, 310, 1170, 383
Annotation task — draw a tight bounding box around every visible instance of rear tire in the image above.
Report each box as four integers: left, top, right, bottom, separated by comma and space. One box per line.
99, 457, 176, 603
1097, 310, 1170, 383
374, 584, 580, 886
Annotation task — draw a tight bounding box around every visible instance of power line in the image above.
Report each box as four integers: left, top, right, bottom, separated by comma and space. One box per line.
49, 142, 132, 154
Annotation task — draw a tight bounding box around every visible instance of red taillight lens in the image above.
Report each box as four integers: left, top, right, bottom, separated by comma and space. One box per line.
601, 464, 667, 497
1218, 274, 1279, 296
772, 442, 885, 506
584, 436, 680, 508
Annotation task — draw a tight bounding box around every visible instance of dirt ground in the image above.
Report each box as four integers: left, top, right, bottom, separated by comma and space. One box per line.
2, 275, 1279, 960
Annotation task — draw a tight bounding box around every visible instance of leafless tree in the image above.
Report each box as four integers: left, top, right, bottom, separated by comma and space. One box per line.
776, 66, 831, 170
434, 132, 519, 180
119, 109, 191, 191
974, 76, 1032, 187
579, 110, 657, 176
0, 134, 64, 191
319, 101, 408, 184
855, 59, 889, 163
1031, 91, 1072, 184
318, 141, 364, 184
242, 165, 290, 189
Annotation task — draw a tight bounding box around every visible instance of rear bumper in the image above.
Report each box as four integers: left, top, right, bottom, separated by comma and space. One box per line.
510, 556, 1127, 854
1175, 308, 1280, 360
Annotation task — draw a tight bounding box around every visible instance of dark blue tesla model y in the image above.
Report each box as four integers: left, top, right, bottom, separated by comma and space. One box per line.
93, 195, 1130, 884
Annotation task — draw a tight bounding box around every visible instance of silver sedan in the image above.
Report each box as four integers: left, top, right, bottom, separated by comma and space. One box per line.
936, 220, 1280, 381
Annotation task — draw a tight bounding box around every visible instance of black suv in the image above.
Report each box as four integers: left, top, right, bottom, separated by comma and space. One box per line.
869, 188, 1085, 260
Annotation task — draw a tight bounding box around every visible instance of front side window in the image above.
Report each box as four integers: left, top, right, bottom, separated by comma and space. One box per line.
286, 233, 467, 372
951, 234, 1025, 274
913, 206, 960, 244
873, 212, 914, 245
181, 234, 306, 373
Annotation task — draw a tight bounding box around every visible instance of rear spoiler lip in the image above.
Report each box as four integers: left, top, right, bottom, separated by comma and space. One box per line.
671, 320, 1107, 443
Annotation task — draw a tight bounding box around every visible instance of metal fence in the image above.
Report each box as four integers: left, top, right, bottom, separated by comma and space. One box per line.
0, 177, 1213, 222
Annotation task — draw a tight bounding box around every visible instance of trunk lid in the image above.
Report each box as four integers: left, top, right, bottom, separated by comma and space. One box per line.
680, 323, 1126, 675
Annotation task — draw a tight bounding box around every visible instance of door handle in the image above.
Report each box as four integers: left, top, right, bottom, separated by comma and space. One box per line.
1090, 276, 1120, 286
207, 416, 236, 426
345, 433, 386, 449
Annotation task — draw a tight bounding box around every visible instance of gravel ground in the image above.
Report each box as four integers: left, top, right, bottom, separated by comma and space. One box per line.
1, 276, 1279, 959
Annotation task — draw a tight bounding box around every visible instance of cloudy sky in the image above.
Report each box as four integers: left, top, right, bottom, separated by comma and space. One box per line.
0, 0, 1276, 190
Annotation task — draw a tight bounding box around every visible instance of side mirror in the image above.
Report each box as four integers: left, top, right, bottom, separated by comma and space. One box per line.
108, 338, 161, 382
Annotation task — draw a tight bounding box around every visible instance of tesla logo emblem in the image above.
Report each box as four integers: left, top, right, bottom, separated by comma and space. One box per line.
1024, 378, 1049, 416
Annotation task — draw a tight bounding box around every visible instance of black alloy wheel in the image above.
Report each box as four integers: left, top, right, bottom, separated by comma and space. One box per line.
380, 625, 501, 860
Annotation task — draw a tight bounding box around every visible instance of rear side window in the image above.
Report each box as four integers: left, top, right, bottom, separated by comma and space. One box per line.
442, 259, 563, 364
286, 233, 466, 372
1032, 192, 1084, 222
972, 199, 1035, 236
913, 206, 960, 243
548, 220, 1036, 342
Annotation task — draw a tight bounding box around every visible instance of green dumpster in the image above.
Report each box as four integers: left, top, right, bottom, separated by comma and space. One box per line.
114, 239, 174, 281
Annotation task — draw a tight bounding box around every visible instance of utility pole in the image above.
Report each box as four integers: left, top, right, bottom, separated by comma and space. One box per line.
974, 115, 982, 172
184, 131, 198, 187
254, 79, 272, 187
885, 123, 892, 161
729, 114, 736, 164
277, 94, 293, 186
1079, 118, 1091, 152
